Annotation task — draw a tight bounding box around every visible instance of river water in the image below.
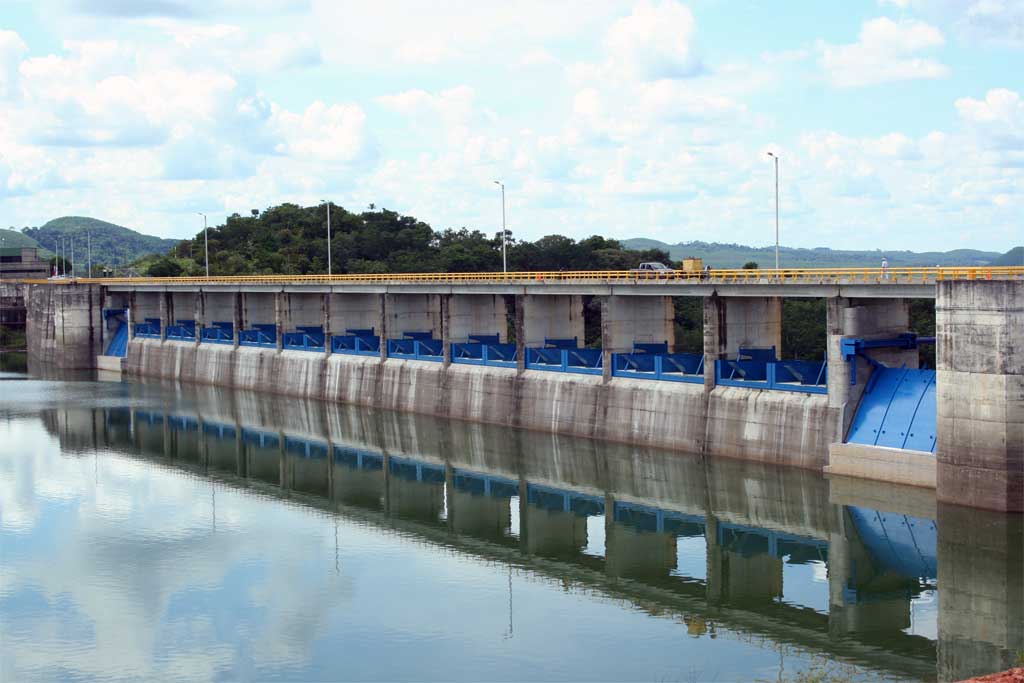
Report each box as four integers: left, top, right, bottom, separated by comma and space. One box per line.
1, 358, 1021, 682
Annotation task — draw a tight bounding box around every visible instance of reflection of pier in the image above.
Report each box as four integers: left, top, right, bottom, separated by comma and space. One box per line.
43, 392, 1022, 682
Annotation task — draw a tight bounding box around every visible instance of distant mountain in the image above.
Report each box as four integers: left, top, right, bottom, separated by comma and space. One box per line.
991, 246, 1023, 266
622, 238, 1007, 269
22, 217, 178, 268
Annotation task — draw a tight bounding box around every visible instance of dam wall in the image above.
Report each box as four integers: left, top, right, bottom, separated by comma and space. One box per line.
124, 338, 835, 469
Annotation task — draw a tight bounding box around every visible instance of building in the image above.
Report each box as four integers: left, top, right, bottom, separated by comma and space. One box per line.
0, 247, 51, 280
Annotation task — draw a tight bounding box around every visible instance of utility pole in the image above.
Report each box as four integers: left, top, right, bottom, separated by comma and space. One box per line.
71, 237, 75, 279
767, 152, 779, 270
321, 200, 332, 276
197, 213, 209, 277
493, 180, 507, 273
87, 232, 91, 278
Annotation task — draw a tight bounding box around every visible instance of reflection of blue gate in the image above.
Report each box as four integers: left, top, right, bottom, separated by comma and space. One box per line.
527, 484, 604, 516
847, 506, 937, 580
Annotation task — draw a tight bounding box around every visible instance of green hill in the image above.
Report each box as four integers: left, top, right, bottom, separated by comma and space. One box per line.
0, 228, 44, 251
622, 238, 1005, 269
22, 217, 179, 268
991, 246, 1023, 266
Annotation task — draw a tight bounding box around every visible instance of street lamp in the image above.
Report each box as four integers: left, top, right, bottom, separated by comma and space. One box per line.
766, 152, 779, 271
493, 180, 507, 273
197, 212, 208, 277
321, 199, 332, 276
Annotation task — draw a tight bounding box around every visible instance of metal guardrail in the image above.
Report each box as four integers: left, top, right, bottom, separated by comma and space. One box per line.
18, 266, 1024, 286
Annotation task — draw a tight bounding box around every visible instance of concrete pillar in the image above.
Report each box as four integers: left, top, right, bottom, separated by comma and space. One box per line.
274, 291, 283, 352
194, 290, 204, 346
441, 294, 451, 366
702, 295, 725, 392
232, 292, 242, 348
936, 504, 1023, 683
514, 295, 525, 374
601, 295, 674, 381
936, 280, 1024, 512
378, 293, 388, 361
322, 292, 331, 356
521, 295, 585, 348
159, 292, 169, 341
128, 291, 137, 339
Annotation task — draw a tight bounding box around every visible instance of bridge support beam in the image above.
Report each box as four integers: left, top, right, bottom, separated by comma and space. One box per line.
936, 280, 1023, 511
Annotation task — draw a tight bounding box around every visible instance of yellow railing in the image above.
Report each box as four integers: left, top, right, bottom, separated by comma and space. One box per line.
18, 266, 1024, 286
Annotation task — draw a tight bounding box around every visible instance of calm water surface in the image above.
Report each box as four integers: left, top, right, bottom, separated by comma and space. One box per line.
1, 359, 1021, 682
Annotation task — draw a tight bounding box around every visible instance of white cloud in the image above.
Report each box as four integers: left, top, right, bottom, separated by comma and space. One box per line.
0, 30, 29, 99
605, 1, 703, 80
271, 101, 370, 163
818, 17, 949, 87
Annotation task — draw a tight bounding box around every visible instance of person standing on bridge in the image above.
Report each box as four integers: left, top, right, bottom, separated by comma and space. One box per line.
881, 256, 889, 281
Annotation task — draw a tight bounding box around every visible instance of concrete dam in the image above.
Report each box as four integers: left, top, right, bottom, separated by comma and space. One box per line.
20, 267, 1024, 512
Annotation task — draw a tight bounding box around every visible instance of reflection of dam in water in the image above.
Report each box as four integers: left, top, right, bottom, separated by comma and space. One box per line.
45, 384, 1022, 683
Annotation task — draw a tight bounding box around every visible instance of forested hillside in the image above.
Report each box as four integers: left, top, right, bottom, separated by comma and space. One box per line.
23, 217, 178, 267
622, 238, 1006, 268
142, 203, 671, 277
0, 228, 43, 251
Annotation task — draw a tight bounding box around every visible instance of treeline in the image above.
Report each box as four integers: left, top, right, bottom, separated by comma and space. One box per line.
145, 203, 671, 277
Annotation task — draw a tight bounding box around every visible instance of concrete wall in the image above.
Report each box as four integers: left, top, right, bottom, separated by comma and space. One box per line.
329, 293, 379, 336
448, 294, 506, 342
241, 292, 276, 327
936, 280, 1023, 512
722, 296, 782, 356
124, 338, 836, 469
25, 284, 101, 369
602, 295, 674, 352
387, 294, 441, 339
203, 291, 236, 325
522, 294, 584, 347
282, 292, 323, 330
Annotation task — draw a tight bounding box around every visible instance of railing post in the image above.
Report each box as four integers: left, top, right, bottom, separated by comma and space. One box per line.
561, 349, 568, 372
654, 354, 663, 381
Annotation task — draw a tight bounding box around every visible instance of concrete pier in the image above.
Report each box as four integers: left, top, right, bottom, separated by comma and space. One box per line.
936, 280, 1024, 512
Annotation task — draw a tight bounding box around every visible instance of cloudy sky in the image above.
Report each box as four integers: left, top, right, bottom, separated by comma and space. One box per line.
1, 0, 1021, 251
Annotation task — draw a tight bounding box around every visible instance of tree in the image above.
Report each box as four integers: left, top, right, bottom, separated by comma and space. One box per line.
146, 257, 183, 277
742, 261, 759, 269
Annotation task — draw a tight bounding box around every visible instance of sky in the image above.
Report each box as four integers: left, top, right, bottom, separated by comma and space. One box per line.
0, 0, 1021, 252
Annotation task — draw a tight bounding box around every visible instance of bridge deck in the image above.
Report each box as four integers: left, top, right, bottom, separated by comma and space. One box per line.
29, 266, 1024, 299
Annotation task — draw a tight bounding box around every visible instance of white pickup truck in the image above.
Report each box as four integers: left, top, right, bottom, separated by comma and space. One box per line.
630, 262, 674, 274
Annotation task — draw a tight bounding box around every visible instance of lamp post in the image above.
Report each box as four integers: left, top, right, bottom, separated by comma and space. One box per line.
197, 213, 208, 277
766, 152, 779, 271
321, 200, 332, 276
493, 180, 507, 273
